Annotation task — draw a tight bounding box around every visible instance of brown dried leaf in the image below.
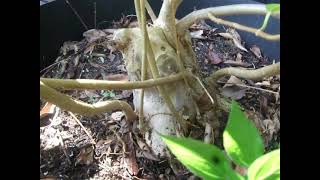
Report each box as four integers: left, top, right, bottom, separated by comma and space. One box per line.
235, 53, 242, 62
83, 29, 106, 43
75, 145, 94, 166
221, 76, 246, 99
73, 55, 80, 67
218, 30, 248, 52
223, 76, 244, 88
217, 32, 233, 39
207, 45, 222, 64
221, 87, 246, 100
227, 28, 242, 41
262, 119, 277, 142
115, 90, 133, 100
123, 133, 139, 176
60, 41, 79, 55
137, 139, 150, 151
232, 38, 248, 52
259, 95, 268, 116
136, 150, 160, 161
84, 90, 100, 98
84, 45, 95, 55
108, 53, 116, 61
255, 81, 271, 87
117, 64, 127, 72
250, 45, 262, 59
190, 20, 213, 30
190, 30, 205, 39
111, 111, 124, 121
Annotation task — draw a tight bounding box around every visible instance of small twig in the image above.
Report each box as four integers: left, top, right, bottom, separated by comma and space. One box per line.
68, 111, 96, 144
65, 0, 89, 30
218, 81, 279, 95
208, 13, 279, 41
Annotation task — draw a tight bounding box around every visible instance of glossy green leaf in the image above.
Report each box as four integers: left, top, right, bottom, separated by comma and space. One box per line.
223, 101, 264, 167
248, 149, 280, 180
266, 4, 280, 13
161, 135, 240, 180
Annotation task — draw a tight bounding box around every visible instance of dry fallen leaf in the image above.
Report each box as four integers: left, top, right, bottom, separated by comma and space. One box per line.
83, 29, 106, 43
232, 38, 248, 52
190, 30, 205, 39
84, 90, 100, 98
73, 55, 80, 67
255, 81, 271, 87
250, 45, 262, 59
108, 53, 116, 61
208, 44, 222, 64
235, 53, 242, 62
111, 111, 124, 121
262, 119, 277, 142
227, 28, 242, 42
190, 20, 213, 30
123, 133, 139, 176
221, 76, 247, 100
115, 90, 133, 100
84, 44, 95, 55
218, 29, 248, 52
60, 41, 79, 55
259, 95, 268, 116
223, 75, 244, 87
75, 145, 94, 166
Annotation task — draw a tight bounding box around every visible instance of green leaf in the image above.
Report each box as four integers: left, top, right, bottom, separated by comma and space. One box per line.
160, 135, 238, 180
248, 149, 280, 180
223, 101, 264, 167
266, 4, 280, 13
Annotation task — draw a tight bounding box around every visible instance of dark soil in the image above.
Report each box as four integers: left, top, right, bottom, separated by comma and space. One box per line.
40, 17, 280, 180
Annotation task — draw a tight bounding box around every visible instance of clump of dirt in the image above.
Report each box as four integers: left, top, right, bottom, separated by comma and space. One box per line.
40, 17, 280, 179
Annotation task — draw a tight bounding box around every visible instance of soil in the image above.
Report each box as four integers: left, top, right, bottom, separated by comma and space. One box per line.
40, 16, 280, 180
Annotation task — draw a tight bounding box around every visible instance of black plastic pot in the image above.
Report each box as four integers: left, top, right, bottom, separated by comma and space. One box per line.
40, 0, 279, 70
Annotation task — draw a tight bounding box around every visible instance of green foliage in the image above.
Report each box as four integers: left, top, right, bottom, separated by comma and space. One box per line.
161, 100, 280, 180
248, 149, 280, 180
259, 3, 280, 31
160, 135, 243, 180
266, 4, 280, 13
223, 101, 264, 167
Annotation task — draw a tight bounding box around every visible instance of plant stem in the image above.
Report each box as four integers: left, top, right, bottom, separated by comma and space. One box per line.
145, 0, 157, 23
177, 4, 280, 33
40, 73, 184, 90
139, 0, 148, 131
207, 63, 280, 83
208, 13, 279, 41
140, 0, 187, 133
40, 81, 137, 121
